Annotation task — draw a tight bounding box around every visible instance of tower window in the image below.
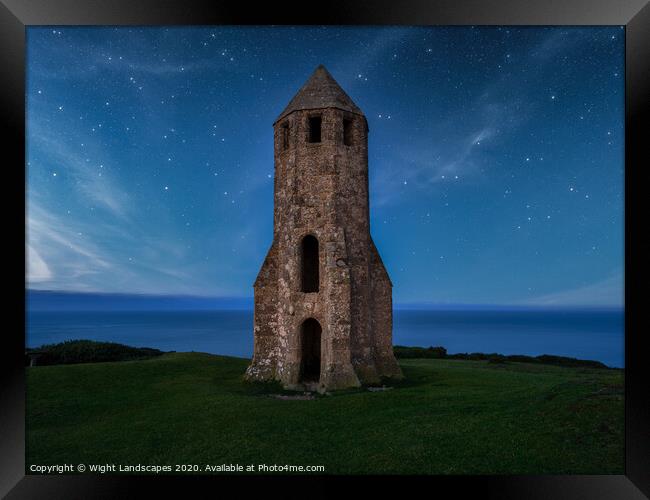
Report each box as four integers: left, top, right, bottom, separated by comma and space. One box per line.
281, 123, 289, 150
300, 235, 319, 292
308, 116, 321, 143
343, 119, 353, 146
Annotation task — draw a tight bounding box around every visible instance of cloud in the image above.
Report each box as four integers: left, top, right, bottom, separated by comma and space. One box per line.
369, 30, 575, 209
524, 273, 624, 307
112, 58, 222, 76
26, 201, 118, 291
29, 30, 227, 81
28, 123, 130, 219
28, 203, 113, 266
27, 245, 52, 282
335, 28, 418, 91
531, 29, 594, 61
370, 124, 498, 208
25, 195, 247, 295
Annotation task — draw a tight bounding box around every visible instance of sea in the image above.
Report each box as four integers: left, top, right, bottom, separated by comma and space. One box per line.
26, 308, 625, 368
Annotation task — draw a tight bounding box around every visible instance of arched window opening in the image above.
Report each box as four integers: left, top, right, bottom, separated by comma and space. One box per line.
301, 235, 319, 292
300, 318, 321, 383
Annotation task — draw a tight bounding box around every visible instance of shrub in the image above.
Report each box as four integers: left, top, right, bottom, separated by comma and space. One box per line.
26, 340, 164, 366
394, 345, 447, 359
535, 354, 607, 369
395, 345, 609, 369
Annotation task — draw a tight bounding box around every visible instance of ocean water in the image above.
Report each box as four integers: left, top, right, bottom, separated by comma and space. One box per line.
25, 308, 624, 368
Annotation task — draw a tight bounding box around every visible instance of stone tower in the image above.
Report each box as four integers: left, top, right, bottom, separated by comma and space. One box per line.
245, 65, 403, 391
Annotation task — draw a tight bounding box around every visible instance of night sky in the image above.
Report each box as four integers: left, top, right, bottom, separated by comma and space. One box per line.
26, 26, 624, 307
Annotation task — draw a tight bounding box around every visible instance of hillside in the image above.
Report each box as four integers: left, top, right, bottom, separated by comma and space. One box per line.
26, 352, 623, 474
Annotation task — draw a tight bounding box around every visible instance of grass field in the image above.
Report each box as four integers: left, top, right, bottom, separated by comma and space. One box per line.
26, 352, 624, 474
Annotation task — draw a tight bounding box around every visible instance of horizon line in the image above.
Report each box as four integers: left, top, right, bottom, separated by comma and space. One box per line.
26, 288, 624, 310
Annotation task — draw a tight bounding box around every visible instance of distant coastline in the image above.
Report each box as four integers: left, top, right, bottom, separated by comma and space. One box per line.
26, 289, 623, 313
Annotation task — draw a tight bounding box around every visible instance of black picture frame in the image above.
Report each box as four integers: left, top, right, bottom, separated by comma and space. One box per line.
2, 0, 648, 497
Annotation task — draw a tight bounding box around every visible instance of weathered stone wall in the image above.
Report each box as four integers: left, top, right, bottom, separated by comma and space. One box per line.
245, 72, 403, 390
369, 239, 403, 378
244, 243, 280, 380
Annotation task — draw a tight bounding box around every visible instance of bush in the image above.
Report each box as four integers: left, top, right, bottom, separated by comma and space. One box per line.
394, 345, 447, 359
26, 340, 164, 366
394, 345, 609, 369
535, 354, 607, 369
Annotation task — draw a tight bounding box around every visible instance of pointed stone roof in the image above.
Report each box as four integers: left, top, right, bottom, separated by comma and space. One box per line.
275, 65, 363, 123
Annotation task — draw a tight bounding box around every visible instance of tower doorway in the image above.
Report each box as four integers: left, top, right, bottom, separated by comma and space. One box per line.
300, 318, 321, 383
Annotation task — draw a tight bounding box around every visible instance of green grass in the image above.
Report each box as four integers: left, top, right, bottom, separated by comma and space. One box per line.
26, 353, 623, 474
